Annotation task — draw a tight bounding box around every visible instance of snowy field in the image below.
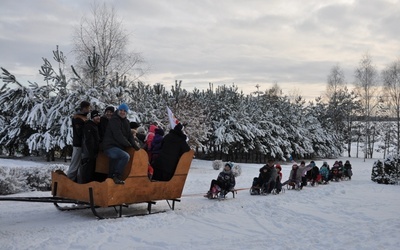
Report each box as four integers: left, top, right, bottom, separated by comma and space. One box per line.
0, 155, 399, 250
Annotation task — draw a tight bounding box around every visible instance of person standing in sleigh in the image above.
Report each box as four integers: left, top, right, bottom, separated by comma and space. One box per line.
205, 162, 236, 199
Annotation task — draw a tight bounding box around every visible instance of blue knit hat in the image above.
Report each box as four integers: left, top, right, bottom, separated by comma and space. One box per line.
225, 162, 233, 169
118, 103, 129, 112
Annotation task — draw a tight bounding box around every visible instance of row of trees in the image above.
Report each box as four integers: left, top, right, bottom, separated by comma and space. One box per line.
0, 50, 341, 162
0, 45, 399, 162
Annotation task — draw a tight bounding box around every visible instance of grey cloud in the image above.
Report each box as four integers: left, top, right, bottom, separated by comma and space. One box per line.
1, 0, 399, 100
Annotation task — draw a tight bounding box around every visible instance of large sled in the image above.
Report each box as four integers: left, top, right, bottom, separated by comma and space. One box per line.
1, 148, 194, 219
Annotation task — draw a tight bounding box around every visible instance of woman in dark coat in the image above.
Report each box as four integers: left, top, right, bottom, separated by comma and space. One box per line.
151, 123, 190, 181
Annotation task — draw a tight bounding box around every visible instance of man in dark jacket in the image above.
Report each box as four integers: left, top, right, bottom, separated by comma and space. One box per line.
151, 123, 190, 181
67, 101, 90, 182
102, 103, 140, 184
250, 159, 276, 194
79, 110, 101, 184
99, 106, 115, 142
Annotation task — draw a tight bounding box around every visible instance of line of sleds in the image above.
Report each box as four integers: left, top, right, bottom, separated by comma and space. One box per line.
248, 160, 353, 194
204, 160, 353, 200
0, 149, 195, 219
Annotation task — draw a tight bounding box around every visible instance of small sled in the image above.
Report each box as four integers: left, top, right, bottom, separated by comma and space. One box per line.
204, 185, 237, 199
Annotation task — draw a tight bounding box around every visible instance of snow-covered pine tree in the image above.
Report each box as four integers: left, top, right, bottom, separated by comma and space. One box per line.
206, 84, 250, 161
0, 83, 36, 156
184, 88, 210, 151
168, 80, 209, 150
305, 100, 342, 158
253, 89, 291, 160
371, 156, 400, 185
26, 47, 79, 156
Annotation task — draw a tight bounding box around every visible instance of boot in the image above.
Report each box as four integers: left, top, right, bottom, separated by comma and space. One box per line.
112, 175, 125, 185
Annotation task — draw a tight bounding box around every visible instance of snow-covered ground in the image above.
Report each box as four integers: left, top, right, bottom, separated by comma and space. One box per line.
0, 156, 399, 250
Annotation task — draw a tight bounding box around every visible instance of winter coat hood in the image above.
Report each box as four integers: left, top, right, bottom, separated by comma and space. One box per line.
149, 125, 157, 133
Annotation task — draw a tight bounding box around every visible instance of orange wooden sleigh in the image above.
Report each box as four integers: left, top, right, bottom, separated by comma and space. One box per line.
1, 149, 194, 219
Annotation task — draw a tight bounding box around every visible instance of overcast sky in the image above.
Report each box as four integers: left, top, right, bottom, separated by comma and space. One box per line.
1, 0, 399, 100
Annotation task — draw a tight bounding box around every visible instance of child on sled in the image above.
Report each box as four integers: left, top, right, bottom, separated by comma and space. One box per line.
319, 161, 330, 184
250, 159, 277, 195
343, 160, 353, 180
282, 161, 314, 190
274, 164, 283, 194
205, 162, 236, 199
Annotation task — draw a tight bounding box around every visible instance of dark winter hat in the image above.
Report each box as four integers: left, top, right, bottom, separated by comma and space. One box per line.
130, 122, 140, 129
300, 161, 305, 165
225, 162, 233, 169
90, 110, 100, 119
118, 103, 129, 112
155, 127, 165, 136
80, 101, 90, 109
104, 106, 115, 113
174, 122, 183, 131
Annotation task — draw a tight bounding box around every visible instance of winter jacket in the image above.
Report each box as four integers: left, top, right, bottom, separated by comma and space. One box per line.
331, 164, 341, 177
258, 165, 277, 185
80, 120, 100, 184
217, 170, 236, 190
150, 128, 164, 155
307, 166, 320, 180
300, 164, 313, 177
338, 162, 344, 171
150, 128, 164, 164
344, 162, 352, 170
98, 116, 109, 142
152, 126, 191, 181
102, 111, 139, 151
275, 165, 283, 182
320, 166, 329, 179
145, 125, 157, 150
81, 120, 100, 159
321, 162, 330, 171
71, 111, 88, 147
288, 164, 313, 182
277, 172, 282, 182
344, 162, 352, 176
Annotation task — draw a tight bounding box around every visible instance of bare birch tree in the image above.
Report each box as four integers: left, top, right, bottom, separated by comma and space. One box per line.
72, 2, 146, 88
382, 59, 400, 155
354, 53, 379, 159
326, 64, 346, 134
327, 64, 346, 95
